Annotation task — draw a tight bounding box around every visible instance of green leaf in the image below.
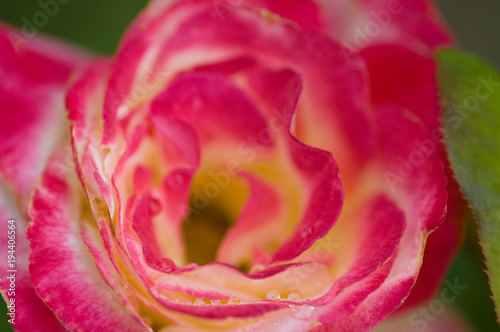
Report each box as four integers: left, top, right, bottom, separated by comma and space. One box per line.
438, 48, 500, 320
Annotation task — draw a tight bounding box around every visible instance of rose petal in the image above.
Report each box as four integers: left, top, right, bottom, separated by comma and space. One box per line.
232, 66, 345, 263
360, 44, 467, 310
151, 71, 271, 147
0, 23, 87, 208
66, 59, 119, 222
0, 181, 66, 332
0, 23, 88, 332
239, 0, 453, 51
316, 0, 453, 50
116, 123, 199, 267
216, 173, 285, 266
27, 151, 151, 331
360, 44, 441, 129
320, 105, 448, 330
399, 178, 466, 310
290, 194, 406, 327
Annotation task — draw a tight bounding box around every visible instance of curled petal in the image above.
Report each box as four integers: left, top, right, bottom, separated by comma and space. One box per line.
151, 71, 270, 147
322, 104, 448, 330
359, 43, 467, 309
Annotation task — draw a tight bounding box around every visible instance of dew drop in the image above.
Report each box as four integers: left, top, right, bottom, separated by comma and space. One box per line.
228, 296, 242, 304
117, 105, 129, 118
88, 193, 96, 204
287, 293, 300, 302
292, 305, 315, 320
266, 290, 281, 301
183, 299, 192, 305
187, 263, 199, 269
194, 299, 207, 306
249, 264, 265, 274
211, 299, 221, 306
148, 197, 161, 216
172, 172, 185, 185
141, 316, 152, 326
214, 275, 226, 286
301, 228, 313, 239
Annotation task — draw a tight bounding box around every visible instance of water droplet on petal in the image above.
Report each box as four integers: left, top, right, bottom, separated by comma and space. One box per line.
301, 228, 313, 239
141, 316, 152, 326
117, 105, 129, 118
173, 173, 185, 185
228, 296, 242, 304
194, 299, 207, 306
266, 290, 281, 300
148, 197, 161, 216
287, 293, 300, 301
187, 263, 199, 269
183, 299, 192, 305
214, 275, 226, 286
150, 287, 160, 297
88, 193, 96, 204
211, 299, 221, 306
292, 305, 315, 320
174, 299, 180, 303
249, 264, 265, 274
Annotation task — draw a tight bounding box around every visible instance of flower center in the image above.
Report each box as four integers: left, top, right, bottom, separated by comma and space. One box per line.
182, 202, 231, 266
182, 168, 249, 267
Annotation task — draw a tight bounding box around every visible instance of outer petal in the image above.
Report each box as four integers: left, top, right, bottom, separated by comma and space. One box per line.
27, 151, 150, 332
399, 178, 465, 310
0, 182, 66, 332
242, 0, 453, 50
0, 23, 87, 332
0, 23, 87, 207
360, 43, 467, 309
319, 103, 448, 331
317, 0, 453, 50
359, 44, 441, 128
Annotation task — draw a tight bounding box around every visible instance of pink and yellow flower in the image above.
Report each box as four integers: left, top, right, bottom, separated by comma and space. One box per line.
0, 0, 467, 331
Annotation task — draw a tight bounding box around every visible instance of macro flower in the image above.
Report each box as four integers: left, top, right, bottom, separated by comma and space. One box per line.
0, 0, 467, 331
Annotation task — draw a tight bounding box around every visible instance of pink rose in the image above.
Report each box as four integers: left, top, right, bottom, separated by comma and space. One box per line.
0, 0, 466, 331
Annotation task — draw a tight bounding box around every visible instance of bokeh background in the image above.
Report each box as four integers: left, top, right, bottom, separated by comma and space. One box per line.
0, 1, 498, 331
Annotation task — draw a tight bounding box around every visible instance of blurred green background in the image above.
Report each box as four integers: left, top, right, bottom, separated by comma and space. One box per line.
0, 1, 499, 331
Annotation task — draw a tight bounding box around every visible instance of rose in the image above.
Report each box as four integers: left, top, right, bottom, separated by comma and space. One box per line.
0, 0, 466, 331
